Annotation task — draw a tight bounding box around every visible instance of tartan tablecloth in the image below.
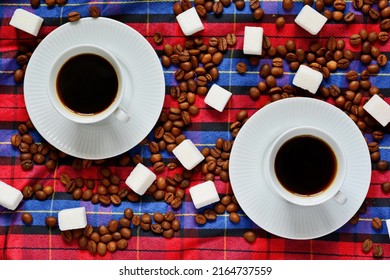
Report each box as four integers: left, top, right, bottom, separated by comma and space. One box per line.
0, 0, 389, 260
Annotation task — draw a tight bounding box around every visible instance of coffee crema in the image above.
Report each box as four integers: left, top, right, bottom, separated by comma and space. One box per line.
56, 53, 118, 115
274, 135, 337, 196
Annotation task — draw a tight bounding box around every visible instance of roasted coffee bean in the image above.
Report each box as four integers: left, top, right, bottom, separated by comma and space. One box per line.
173, 1, 183, 15
229, 212, 240, 223
22, 212, 33, 224
82, 225, 93, 237
117, 239, 128, 250
11, 134, 22, 147
98, 225, 109, 236
56, 0, 68, 6
236, 62, 247, 73
343, 12, 355, 23
350, 34, 361, 45
14, 69, 24, 83
85, 240, 97, 254
244, 231, 256, 243
171, 219, 180, 231
35, 190, 47, 201
282, 0, 293, 10
373, 130, 385, 140
164, 211, 175, 222
141, 213, 152, 224
368, 142, 379, 153
108, 220, 119, 233
377, 54, 388, 67
72, 188, 82, 200
346, 70, 358, 81
120, 228, 132, 240
22, 185, 33, 199
61, 230, 73, 243
30, 0, 40, 8
68, 11, 81, 22
153, 32, 163, 45
20, 152, 32, 161
275, 17, 285, 28
371, 151, 380, 162
21, 134, 33, 144
362, 238, 373, 253
213, 1, 223, 14
373, 245, 384, 258
372, 217, 382, 230
253, 7, 264, 20
78, 236, 88, 249
131, 215, 141, 226
95, 242, 107, 256
378, 31, 389, 42
381, 19, 390, 30
163, 229, 174, 238
72, 229, 83, 239
377, 160, 389, 171
213, 203, 225, 214
218, 38, 228, 52
204, 209, 217, 220
336, 58, 349, 69
381, 6, 390, 18
379, 0, 389, 10
88, 5, 101, 18
195, 214, 207, 225
381, 182, 390, 193
33, 153, 45, 164
100, 233, 113, 244
98, 195, 111, 205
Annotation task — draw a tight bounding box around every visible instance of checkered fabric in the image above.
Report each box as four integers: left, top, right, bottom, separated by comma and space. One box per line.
0, 0, 389, 260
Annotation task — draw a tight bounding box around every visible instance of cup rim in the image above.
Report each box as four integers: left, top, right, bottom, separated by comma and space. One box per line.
268, 126, 347, 206
47, 44, 124, 124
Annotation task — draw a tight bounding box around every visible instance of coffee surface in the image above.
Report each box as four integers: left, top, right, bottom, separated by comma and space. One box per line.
274, 135, 337, 196
56, 53, 118, 115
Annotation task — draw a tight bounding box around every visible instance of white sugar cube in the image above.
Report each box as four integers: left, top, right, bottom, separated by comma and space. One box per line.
243, 26, 263, 56
58, 207, 87, 231
172, 139, 205, 170
363, 94, 390, 126
176, 7, 204, 36
386, 220, 390, 239
125, 163, 156, 195
294, 5, 327, 35
204, 84, 232, 112
0, 180, 23, 210
292, 64, 323, 94
9, 9, 44, 36
189, 181, 220, 209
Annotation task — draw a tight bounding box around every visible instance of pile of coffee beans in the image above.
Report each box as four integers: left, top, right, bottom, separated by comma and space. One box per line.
362, 238, 384, 258
195, 194, 241, 225
59, 167, 134, 206
59, 208, 180, 256
229, 110, 249, 138
200, 138, 232, 182
22, 182, 54, 201
174, 0, 234, 17
30, 0, 68, 9
10, 120, 67, 171
13, 42, 41, 83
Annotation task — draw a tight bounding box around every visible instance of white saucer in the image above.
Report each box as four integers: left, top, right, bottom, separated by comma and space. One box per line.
229, 97, 371, 240
24, 18, 165, 159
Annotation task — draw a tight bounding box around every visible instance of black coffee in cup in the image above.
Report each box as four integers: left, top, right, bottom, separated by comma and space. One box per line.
274, 135, 337, 196
56, 53, 118, 115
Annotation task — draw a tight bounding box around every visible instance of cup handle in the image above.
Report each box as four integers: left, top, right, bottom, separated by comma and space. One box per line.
333, 191, 347, 205
113, 105, 130, 123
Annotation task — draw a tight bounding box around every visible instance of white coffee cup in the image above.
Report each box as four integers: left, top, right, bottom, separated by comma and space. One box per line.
47, 44, 130, 124
267, 126, 347, 206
